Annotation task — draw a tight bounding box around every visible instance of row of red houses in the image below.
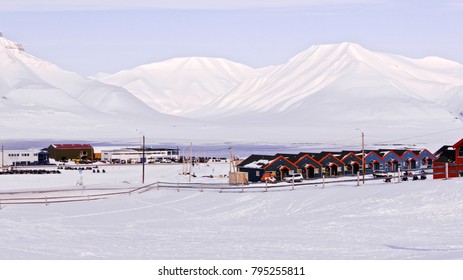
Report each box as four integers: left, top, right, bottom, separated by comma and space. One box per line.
236, 138, 463, 182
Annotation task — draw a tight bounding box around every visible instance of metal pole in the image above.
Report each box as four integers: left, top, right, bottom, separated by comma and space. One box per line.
189, 142, 193, 182
361, 131, 365, 184
142, 135, 145, 184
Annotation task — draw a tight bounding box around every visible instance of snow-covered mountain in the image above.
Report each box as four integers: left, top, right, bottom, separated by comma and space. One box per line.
0, 36, 194, 140
2, 35, 463, 147
189, 43, 463, 125
95, 42, 463, 147
98, 57, 261, 115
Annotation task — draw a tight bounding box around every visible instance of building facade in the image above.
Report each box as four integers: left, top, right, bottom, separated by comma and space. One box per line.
1, 150, 49, 166
46, 144, 94, 162
101, 148, 179, 164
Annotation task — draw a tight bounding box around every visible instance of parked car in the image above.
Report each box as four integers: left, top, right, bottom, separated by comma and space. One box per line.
284, 173, 303, 183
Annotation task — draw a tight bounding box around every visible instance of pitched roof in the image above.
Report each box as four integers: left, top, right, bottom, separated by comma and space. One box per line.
453, 138, 463, 149
51, 144, 93, 150
237, 154, 275, 169
434, 145, 453, 158
435, 149, 456, 163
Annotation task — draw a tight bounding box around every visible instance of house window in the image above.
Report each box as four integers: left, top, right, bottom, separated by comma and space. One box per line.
459, 147, 463, 158
256, 171, 260, 177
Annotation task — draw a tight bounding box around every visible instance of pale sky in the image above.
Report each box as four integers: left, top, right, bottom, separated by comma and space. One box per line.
1, 0, 462, 75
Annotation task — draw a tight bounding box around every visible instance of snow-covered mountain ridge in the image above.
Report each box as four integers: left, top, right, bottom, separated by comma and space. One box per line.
0, 36, 196, 141
98, 56, 262, 115
1, 35, 462, 146
98, 42, 463, 124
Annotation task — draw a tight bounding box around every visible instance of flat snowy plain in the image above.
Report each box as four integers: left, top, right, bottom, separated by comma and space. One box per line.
1, 162, 462, 260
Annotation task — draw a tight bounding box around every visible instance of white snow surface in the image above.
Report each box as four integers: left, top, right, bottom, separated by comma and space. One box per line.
1, 163, 462, 260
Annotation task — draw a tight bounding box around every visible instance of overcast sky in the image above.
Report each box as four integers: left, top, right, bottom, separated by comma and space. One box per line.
1, 0, 462, 75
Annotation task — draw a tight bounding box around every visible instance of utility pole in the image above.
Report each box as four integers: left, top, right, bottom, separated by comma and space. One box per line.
361, 130, 365, 184
142, 135, 145, 184
356, 128, 365, 185
189, 142, 193, 182
1, 145, 4, 167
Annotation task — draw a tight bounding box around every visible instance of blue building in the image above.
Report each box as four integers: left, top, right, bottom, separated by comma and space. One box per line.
293, 153, 322, 179
364, 151, 386, 174
237, 154, 298, 182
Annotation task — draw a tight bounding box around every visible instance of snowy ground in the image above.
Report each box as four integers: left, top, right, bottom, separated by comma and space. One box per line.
0, 162, 462, 260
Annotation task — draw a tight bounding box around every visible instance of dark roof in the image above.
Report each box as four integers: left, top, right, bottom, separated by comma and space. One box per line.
274, 153, 299, 163
377, 149, 413, 156
435, 149, 455, 163
434, 145, 453, 158
237, 154, 275, 168
51, 144, 93, 150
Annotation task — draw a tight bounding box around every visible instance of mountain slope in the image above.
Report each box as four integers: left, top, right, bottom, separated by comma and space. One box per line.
189, 43, 463, 124
98, 57, 262, 115
0, 36, 192, 140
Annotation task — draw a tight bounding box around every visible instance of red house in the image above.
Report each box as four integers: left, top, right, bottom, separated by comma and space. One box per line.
433, 138, 463, 179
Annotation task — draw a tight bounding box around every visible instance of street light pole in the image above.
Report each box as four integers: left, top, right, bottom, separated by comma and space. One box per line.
356, 128, 365, 185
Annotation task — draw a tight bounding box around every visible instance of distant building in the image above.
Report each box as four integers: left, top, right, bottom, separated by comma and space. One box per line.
46, 144, 94, 162
1, 150, 49, 166
101, 147, 179, 164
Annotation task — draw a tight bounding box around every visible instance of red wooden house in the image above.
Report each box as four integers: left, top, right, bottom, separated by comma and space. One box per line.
433, 138, 463, 179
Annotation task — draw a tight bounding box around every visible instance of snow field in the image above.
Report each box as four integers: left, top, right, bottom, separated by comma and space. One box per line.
0, 163, 462, 260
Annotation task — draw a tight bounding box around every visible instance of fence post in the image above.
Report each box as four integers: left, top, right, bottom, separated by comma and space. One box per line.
357, 171, 360, 187
241, 181, 244, 193
45, 196, 48, 206
322, 175, 325, 188
177, 182, 179, 192
200, 182, 203, 192
265, 180, 268, 192
292, 179, 295, 190
157, 181, 160, 190
445, 163, 449, 179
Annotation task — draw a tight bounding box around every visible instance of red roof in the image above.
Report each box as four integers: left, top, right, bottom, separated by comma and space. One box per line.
52, 144, 93, 150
